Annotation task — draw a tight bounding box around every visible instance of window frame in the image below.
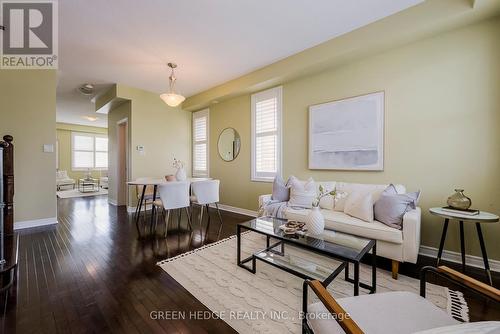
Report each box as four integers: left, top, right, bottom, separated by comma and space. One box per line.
71, 132, 108, 171
192, 108, 210, 177
251, 86, 282, 182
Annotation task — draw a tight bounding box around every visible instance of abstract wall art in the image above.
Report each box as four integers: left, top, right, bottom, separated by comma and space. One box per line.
308, 91, 384, 170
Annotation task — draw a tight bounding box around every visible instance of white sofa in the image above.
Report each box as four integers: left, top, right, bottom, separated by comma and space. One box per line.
259, 181, 421, 278
56, 170, 75, 190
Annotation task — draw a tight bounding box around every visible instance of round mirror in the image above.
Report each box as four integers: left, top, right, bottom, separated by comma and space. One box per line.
217, 127, 241, 161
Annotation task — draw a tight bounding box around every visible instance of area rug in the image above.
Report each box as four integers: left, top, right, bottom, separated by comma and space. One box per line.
158, 232, 468, 334
57, 188, 108, 198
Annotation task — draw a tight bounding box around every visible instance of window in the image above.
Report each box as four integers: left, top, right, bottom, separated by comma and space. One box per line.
251, 86, 282, 182
71, 132, 108, 170
192, 109, 209, 177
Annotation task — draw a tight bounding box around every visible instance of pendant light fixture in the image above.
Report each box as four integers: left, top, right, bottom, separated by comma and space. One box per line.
160, 62, 186, 107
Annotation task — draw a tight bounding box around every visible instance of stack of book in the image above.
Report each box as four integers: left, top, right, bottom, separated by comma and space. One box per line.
441, 206, 480, 216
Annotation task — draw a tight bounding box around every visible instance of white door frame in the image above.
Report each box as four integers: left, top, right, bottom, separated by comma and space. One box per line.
117, 118, 129, 206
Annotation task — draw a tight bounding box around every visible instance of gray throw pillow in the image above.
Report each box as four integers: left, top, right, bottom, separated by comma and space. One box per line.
272, 175, 290, 202
374, 184, 420, 229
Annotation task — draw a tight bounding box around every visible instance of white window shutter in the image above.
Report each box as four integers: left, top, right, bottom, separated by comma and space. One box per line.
251, 86, 282, 182
192, 109, 209, 177
71, 132, 108, 170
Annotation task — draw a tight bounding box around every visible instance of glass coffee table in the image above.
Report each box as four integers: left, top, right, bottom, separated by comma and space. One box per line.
237, 217, 376, 296
78, 178, 100, 193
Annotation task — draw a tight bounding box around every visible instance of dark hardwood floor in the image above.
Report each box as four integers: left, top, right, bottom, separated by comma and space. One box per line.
0, 196, 498, 333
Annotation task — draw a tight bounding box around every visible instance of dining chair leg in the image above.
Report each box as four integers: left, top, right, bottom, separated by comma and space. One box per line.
215, 202, 223, 236
154, 205, 159, 235
164, 210, 171, 238
215, 202, 223, 225
177, 208, 182, 230
199, 205, 204, 227
206, 204, 211, 226
185, 207, 193, 231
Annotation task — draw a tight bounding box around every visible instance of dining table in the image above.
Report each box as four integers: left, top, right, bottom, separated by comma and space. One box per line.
127, 177, 211, 237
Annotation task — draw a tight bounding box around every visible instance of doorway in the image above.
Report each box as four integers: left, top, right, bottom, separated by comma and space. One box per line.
117, 118, 128, 206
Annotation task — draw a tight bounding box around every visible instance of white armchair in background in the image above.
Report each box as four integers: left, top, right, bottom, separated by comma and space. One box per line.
99, 171, 109, 189
56, 170, 75, 191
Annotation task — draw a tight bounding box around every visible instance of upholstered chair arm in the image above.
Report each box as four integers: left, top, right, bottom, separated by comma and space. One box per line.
402, 207, 421, 263
304, 280, 363, 334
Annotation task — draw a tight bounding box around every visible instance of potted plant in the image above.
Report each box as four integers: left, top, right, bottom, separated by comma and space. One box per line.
306, 185, 345, 235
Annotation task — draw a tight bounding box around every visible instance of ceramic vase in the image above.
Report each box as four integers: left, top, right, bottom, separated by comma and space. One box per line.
306, 206, 325, 235
447, 189, 471, 210
175, 168, 187, 181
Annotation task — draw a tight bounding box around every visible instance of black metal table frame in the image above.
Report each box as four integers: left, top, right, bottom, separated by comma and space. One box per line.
134, 184, 158, 238
436, 218, 493, 285
237, 223, 376, 296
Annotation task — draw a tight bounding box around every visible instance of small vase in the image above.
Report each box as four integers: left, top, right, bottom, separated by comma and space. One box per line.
447, 189, 471, 210
175, 168, 187, 181
306, 206, 325, 235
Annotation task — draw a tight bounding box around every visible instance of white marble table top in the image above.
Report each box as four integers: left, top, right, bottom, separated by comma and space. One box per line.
429, 207, 499, 223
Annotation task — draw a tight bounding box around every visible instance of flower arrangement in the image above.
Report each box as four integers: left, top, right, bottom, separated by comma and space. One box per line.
312, 185, 346, 208
172, 158, 184, 169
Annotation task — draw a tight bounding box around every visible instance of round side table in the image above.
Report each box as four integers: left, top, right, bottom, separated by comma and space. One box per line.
429, 207, 499, 285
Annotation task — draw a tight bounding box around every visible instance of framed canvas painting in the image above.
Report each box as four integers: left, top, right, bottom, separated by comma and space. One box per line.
308, 91, 384, 171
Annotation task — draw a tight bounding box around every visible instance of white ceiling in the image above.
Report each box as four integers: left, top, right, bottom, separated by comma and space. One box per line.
56, 0, 423, 128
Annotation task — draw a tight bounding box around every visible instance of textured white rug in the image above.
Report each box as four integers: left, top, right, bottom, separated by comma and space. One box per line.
57, 188, 108, 198
158, 232, 464, 334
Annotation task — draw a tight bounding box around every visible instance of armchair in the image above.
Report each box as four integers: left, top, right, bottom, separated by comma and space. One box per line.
303, 266, 500, 334
56, 170, 75, 190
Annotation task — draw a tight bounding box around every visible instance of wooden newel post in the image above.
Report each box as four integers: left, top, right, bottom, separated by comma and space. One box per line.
1, 135, 14, 235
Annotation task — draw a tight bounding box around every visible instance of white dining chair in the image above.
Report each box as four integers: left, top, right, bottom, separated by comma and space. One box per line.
190, 179, 223, 229
155, 181, 193, 237
134, 177, 156, 221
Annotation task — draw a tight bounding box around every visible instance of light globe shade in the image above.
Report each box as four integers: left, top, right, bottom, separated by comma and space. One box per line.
160, 93, 185, 107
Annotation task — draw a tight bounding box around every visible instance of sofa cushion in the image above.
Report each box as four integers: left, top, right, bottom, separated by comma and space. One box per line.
344, 192, 374, 222
374, 184, 421, 229
271, 175, 290, 202
317, 181, 337, 210
288, 176, 316, 209
333, 182, 406, 212
307, 291, 458, 334
285, 208, 403, 244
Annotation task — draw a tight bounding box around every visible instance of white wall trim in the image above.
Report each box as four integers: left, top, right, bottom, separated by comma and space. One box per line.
108, 198, 118, 206
419, 245, 500, 272
14, 217, 58, 230
216, 204, 258, 217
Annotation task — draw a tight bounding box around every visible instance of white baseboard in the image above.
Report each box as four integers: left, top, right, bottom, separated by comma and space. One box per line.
14, 217, 58, 230
216, 204, 258, 217
108, 198, 118, 206
419, 245, 500, 272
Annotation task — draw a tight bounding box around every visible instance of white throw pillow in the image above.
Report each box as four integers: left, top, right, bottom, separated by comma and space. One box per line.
344, 191, 374, 222
319, 195, 335, 210
288, 176, 316, 209
317, 181, 336, 210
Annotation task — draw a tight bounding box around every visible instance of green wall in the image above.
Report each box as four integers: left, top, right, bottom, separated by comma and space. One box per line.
105, 85, 192, 207
207, 17, 500, 259
56, 122, 108, 181
0, 70, 57, 224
